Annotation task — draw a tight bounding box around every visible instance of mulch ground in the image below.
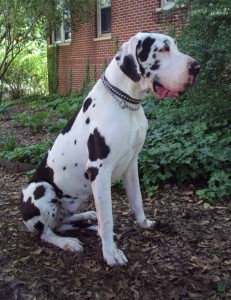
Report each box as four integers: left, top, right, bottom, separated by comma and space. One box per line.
0, 107, 231, 299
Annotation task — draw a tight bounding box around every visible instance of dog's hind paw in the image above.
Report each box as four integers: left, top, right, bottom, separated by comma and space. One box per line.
103, 246, 128, 266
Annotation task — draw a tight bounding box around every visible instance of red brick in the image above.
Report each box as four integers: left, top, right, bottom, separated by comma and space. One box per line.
49, 0, 186, 94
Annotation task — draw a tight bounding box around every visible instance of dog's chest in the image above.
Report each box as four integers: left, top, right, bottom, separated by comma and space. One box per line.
110, 113, 147, 181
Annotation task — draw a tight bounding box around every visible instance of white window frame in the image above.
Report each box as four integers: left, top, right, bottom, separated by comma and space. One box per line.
95, 0, 111, 41
52, 10, 71, 45
156, 0, 175, 12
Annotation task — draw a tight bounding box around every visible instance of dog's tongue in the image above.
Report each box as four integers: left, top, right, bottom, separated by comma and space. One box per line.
156, 86, 179, 99
156, 85, 168, 99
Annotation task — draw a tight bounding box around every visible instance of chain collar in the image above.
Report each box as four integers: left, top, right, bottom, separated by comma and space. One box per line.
101, 73, 141, 111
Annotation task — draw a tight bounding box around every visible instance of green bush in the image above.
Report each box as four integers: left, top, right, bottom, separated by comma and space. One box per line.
11, 93, 84, 133
0, 140, 53, 164
139, 97, 231, 203
2, 135, 18, 151
178, 0, 231, 119
13, 111, 50, 133
1, 41, 48, 99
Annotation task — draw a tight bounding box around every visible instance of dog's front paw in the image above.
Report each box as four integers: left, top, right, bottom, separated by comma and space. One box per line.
63, 238, 83, 252
137, 218, 155, 229
103, 245, 128, 266
57, 237, 84, 252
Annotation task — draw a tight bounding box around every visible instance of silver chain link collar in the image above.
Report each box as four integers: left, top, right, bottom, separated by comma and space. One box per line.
101, 73, 141, 111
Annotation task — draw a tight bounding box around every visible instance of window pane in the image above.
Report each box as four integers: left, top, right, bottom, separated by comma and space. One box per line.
54, 28, 61, 42
63, 9, 71, 40
100, 0, 111, 8
101, 7, 111, 34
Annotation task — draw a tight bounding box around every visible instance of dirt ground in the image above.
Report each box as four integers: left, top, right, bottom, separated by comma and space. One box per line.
0, 114, 231, 299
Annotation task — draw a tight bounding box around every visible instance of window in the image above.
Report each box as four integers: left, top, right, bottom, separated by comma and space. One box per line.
53, 9, 71, 44
97, 0, 111, 38
157, 0, 175, 11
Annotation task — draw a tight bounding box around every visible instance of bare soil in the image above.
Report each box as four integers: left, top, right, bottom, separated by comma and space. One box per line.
0, 108, 231, 299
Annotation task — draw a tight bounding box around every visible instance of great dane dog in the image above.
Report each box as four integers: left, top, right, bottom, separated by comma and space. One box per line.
21, 32, 200, 266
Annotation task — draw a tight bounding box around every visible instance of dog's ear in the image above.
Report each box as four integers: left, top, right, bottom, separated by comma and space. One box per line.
115, 36, 141, 82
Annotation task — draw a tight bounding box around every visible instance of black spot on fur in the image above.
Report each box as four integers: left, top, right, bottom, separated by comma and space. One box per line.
87, 167, 99, 182
120, 55, 141, 82
61, 108, 80, 135
138, 37, 155, 62
63, 194, 72, 199
75, 163, 78, 167
93, 104, 96, 108
84, 172, 89, 180
30, 154, 64, 199
140, 64, 145, 76
86, 118, 90, 124
30, 155, 52, 183
146, 72, 151, 77
33, 185, 46, 200
74, 139, 77, 145
154, 46, 158, 52
83, 97, 92, 113
151, 60, 160, 71
51, 199, 57, 204
115, 56, 120, 61
87, 128, 110, 161
34, 221, 44, 232
21, 196, 40, 222
63, 166, 66, 171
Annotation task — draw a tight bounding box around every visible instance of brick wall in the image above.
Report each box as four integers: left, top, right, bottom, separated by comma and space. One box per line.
53, 0, 187, 94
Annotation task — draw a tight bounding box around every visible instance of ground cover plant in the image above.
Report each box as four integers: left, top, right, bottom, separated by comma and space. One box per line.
140, 97, 231, 203
0, 94, 85, 165
1, 91, 231, 204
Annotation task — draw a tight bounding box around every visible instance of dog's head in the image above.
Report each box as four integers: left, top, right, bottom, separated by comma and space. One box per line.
115, 32, 200, 99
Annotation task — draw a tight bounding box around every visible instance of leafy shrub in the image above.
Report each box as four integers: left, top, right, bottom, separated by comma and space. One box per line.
139, 97, 231, 203
48, 118, 68, 133
56, 102, 78, 119
11, 93, 85, 133
0, 101, 13, 117
0, 140, 53, 164
178, 0, 231, 120
2, 135, 17, 151
1, 41, 48, 99
14, 111, 50, 133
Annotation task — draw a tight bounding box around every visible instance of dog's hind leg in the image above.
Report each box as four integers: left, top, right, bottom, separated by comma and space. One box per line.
21, 182, 83, 252
57, 211, 98, 232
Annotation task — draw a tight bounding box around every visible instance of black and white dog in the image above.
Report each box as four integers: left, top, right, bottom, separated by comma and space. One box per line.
21, 32, 200, 266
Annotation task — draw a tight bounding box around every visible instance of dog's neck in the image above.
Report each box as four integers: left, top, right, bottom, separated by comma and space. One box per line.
105, 58, 149, 100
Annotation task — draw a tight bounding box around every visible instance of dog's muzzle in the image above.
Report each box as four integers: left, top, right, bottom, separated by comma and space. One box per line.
150, 61, 201, 100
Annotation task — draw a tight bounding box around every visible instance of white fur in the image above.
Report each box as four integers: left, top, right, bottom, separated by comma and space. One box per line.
21, 32, 198, 266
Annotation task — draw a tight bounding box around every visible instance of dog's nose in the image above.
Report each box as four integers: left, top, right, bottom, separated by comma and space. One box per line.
189, 61, 201, 76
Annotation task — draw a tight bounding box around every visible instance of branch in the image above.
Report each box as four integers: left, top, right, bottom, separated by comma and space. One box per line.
0, 18, 38, 81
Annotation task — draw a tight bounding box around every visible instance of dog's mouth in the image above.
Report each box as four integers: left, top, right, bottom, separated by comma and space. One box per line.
150, 80, 184, 100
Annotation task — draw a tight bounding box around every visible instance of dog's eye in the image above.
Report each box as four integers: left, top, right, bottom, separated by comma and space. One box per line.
159, 45, 170, 52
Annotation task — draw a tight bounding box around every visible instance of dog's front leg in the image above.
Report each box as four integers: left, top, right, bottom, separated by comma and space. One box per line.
90, 172, 128, 266
123, 158, 155, 228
